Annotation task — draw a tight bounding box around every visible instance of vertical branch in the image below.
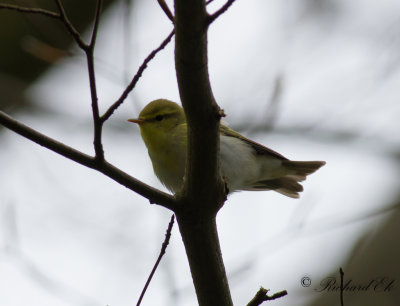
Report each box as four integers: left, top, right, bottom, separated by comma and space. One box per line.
173, 0, 232, 305
89, 0, 103, 48
54, 0, 104, 159
86, 0, 104, 160
174, 0, 225, 210
86, 50, 104, 160
176, 215, 233, 306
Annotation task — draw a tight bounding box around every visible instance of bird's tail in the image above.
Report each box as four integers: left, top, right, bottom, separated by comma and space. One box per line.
283, 160, 326, 181
248, 160, 326, 198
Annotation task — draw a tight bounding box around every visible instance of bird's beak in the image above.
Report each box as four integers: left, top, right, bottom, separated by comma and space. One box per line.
127, 118, 144, 124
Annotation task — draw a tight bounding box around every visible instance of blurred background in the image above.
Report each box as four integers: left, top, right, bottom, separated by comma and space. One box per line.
1, 0, 400, 305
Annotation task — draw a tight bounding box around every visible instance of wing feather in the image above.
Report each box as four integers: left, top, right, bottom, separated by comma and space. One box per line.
220, 125, 288, 160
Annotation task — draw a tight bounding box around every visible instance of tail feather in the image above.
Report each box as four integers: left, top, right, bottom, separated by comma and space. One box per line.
283, 160, 326, 177
246, 177, 303, 198
245, 160, 326, 198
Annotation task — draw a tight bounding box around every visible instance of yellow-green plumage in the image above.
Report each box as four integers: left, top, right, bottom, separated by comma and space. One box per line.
129, 99, 325, 198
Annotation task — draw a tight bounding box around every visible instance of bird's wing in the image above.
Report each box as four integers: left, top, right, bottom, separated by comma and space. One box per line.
219, 125, 289, 160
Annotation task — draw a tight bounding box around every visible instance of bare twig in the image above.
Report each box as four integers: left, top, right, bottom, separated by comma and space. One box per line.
86, 49, 104, 159
1, 0, 177, 206
1, 2, 86, 49
136, 215, 175, 306
207, 0, 237, 25
0, 3, 60, 18
101, 29, 175, 122
84, 0, 104, 160
89, 0, 103, 48
54, 0, 88, 50
4, 0, 170, 157
156, 0, 174, 23
340, 268, 344, 306
0, 111, 176, 210
247, 287, 287, 306
53, 0, 105, 159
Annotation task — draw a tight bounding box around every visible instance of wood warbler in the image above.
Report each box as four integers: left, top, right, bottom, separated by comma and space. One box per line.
128, 99, 325, 198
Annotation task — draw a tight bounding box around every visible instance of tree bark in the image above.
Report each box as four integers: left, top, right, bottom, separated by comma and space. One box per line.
174, 0, 226, 208
174, 0, 232, 305
176, 213, 233, 306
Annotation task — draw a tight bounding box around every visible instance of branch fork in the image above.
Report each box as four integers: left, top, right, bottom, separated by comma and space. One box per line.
0, 1, 287, 306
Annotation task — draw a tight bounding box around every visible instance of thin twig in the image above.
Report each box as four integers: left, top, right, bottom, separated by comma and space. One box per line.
1, 0, 174, 204
84, 0, 104, 160
247, 287, 287, 306
340, 268, 344, 306
156, 0, 174, 23
1, 2, 87, 49
136, 214, 175, 306
101, 29, 175, 122
263, 290, 287, 301
0, 3, 60, 18
89, 0, 103, 49
0, 111, 176, 210
207, 0, 237, 25
54, 0, 88, 50
86, 50, 104, 160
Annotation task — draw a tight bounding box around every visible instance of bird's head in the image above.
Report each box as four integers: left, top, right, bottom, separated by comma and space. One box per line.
128, 99, 186, 146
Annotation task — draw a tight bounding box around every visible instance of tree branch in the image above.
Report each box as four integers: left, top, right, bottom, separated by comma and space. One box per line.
247, 287, 288, 306
54, 0, 88, 50
207, 0, 237, 25
0, 111, 176, 210
1, 3, 261, 305
84, 0, 105, 160
89, 0, 103, 48
156, 0, 174, 23
174, 0, 226, 211
1, 0, 176, 206
176, 215, 232, 306
0, 3, 60, 18
136, 214, 175, 306
174, 0, 231, 305
101, 29, 175, 122
86, 49, 104, 160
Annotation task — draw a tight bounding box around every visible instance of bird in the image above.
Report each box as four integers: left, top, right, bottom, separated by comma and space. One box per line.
128, 99, 325, 198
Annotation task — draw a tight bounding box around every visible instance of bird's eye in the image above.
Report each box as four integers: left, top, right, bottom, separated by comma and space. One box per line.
155, 115, 163, 121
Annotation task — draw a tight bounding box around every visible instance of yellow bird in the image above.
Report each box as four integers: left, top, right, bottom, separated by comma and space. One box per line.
129, 99, 325, 198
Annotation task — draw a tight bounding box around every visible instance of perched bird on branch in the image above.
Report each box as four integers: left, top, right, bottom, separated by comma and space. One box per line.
129, 99, 325, 198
